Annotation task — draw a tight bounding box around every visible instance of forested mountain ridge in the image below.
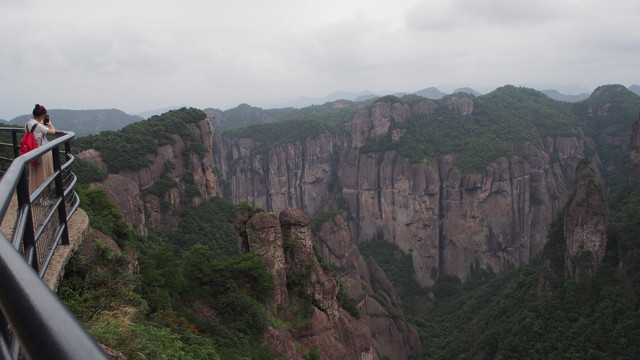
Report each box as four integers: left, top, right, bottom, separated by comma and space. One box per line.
204, 99, 367, 131
8, 108, 143, 136
574, 84, 640, 195
73, 107, 217, 235
214, 84, 640, 284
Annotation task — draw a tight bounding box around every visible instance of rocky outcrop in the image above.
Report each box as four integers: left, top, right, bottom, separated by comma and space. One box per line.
351, 101, 413, 148
215, 132, 348, 218
447, 96, 474, 115
78, 117, 217, 235
587, 103, 612, 116
215, 99, 584, 284
237, 208, 379, 360
582, 85, 640, 197
563, 160, 609, 281
314, 214, 421, 360
539, 158, 610, 291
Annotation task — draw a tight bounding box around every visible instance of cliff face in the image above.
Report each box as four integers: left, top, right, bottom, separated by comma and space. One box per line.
629, 112, 640, 184
215, 100, 586, 283
563, 160, 609, 281
237, 208, 382, 360
314, 214, 421, 359
78, 117, 217, 235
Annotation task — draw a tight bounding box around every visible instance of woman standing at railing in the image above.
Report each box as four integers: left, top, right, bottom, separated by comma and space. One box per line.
27, 104, 56, 194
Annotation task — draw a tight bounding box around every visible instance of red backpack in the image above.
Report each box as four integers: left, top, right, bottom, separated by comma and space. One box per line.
20, 123, 40, 165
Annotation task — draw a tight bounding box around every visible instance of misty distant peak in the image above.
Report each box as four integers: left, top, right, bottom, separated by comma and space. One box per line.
413, 87, 447, 100
136, 106, 184, 119
453, 87, 482, 97
541, 89, 589, 102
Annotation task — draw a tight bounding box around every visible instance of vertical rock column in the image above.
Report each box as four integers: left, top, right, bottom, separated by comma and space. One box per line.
629, 112, 640, 185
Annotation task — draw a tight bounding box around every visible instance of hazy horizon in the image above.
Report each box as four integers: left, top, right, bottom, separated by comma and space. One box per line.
0, 82, 609, 121
2, 0, 638, 120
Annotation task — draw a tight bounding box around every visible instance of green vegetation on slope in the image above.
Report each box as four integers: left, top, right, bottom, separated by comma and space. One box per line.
58, 85, 640, 358
73, 107, 208, 173
64, 189, 366, 358
221, 86, 581, 174
574, 85, 640, 195
221, 107, 358, 145
210, 100, 367, 130
352, 165, 640, 359
61, 191, 276, 359
402, 184, 640, 359
391, 109, 512, 174
363, 86, 577, 173
473, 85, 577, 141
73, 158, 108, 184
357, 239, 431, 315
410, 257, 640, 359
76, 185, 134, 247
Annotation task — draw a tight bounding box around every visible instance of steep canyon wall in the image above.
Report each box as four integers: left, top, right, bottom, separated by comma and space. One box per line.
78, 117, 218, 235
215, 100, 589, 284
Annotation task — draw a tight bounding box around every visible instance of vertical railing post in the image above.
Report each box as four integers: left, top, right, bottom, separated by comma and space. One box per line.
15, 167, 38, 273
51, 146, 70, 246
0, 310, 9, 356
11, 131, 19, 158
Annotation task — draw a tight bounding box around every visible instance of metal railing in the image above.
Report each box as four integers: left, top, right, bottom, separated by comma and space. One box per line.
0, 127, 108, 359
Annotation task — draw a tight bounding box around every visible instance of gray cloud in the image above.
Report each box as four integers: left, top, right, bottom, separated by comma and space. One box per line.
406, 0, 567, 31
0, 0, 638, 120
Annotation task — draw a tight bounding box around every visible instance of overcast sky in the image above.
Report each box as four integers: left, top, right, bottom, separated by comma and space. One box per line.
1, 0, 638, 120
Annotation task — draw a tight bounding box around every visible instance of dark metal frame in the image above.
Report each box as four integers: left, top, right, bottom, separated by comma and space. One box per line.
0, 127, 108, 359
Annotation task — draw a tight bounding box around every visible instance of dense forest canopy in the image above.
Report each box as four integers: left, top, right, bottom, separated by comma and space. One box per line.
387, 86, 577, 172
207, 99, 368, 130
221, 107, 359, 145
72, 107, 208, 173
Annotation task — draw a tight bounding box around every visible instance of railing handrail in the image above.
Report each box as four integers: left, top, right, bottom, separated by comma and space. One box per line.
0, 127, 108, 360
0, 129, 73, 219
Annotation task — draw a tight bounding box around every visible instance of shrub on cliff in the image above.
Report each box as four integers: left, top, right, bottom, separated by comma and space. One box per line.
59, 237, 223, 359
63, 195, 276, 358
76, 186, 133, 247
73, 158, 108, 184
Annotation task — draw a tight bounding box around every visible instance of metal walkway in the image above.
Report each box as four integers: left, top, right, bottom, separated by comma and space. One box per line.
0, 127, 108, 359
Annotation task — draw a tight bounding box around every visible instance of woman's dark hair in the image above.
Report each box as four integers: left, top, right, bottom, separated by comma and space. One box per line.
33, 104, 47, 118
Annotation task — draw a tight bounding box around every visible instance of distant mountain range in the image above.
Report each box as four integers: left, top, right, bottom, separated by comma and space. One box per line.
540, 89, 590, 102
135, 106, 185, 119
4, 109, 143, 137
1, 84, 636, 136
255, 84, 611, 108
